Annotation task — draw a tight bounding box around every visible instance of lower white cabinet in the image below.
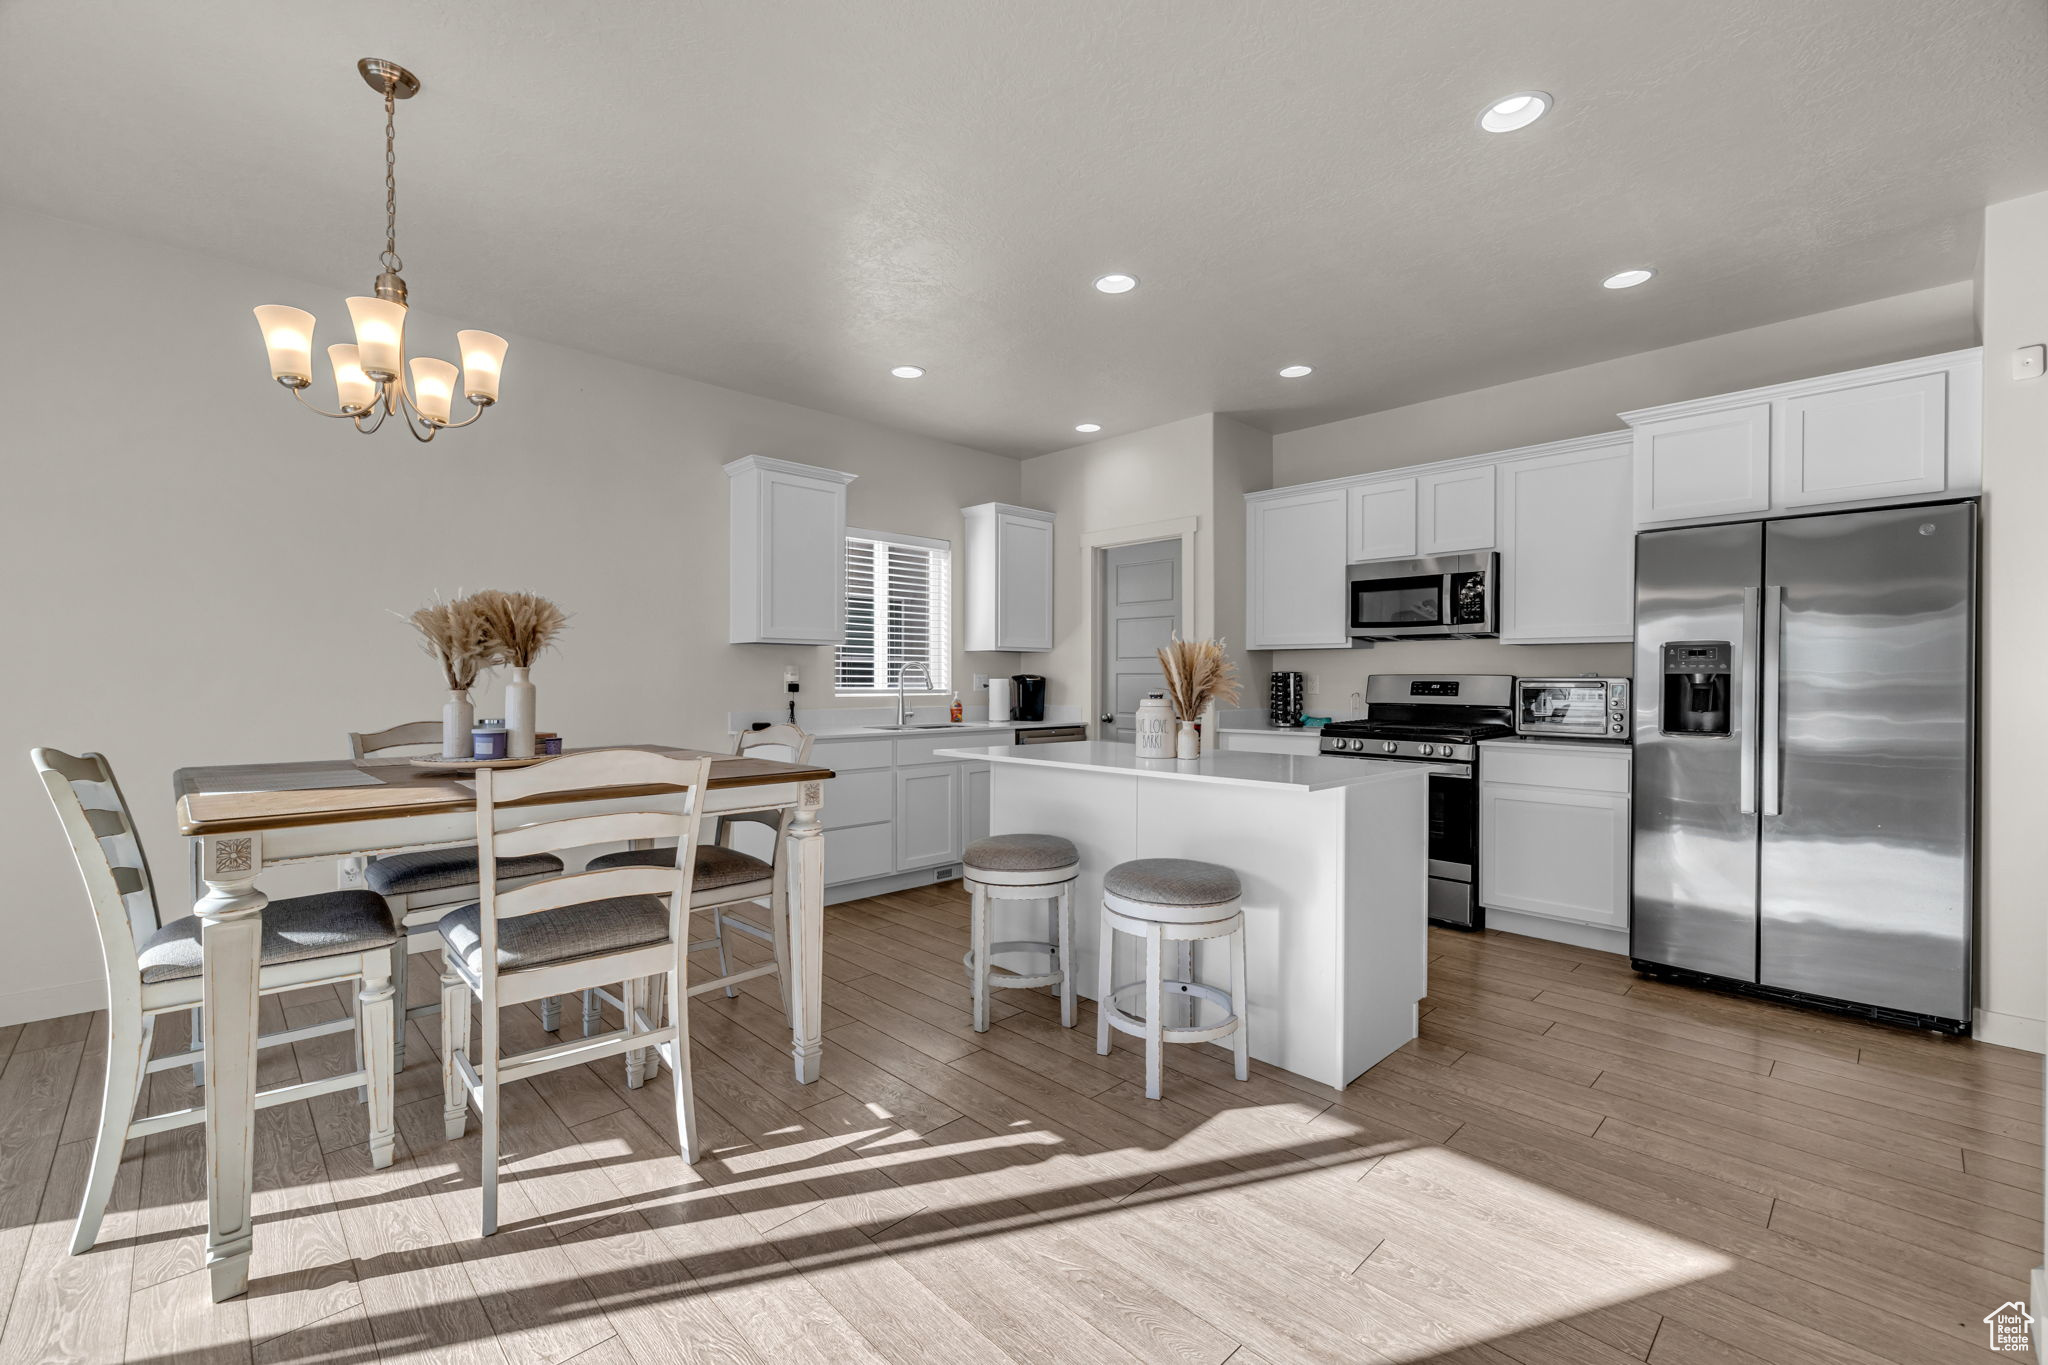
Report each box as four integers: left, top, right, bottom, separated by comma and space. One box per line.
1479, 742, 1630, 932
896, 764, 962, 869
811, 730, 1001, 894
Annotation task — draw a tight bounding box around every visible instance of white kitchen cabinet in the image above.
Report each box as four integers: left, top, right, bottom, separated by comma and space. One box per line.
825, 821, 896, 885
962, 502, 1054, 652
1630, 404, 1771, 526
1216, 730, 1322, 756
1622, 349, 1981, 528
896, 763, 963, 870
1479, 742, 1630, 934
1496, 434, 1635, 643
1777, 371, 1947, 508
1245, 485, 1350, 649
1347, 478, 1418, 562
725, 456, 857, 645
1416, 466, 1495, 554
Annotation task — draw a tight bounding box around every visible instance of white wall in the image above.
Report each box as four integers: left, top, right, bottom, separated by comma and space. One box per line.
1263, 282, 1980, 715
0, 204, 1022, 1027
1975, 193, 2048, 1052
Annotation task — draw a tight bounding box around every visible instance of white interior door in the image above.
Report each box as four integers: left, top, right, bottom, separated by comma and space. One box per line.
1099, 539, 1183, 742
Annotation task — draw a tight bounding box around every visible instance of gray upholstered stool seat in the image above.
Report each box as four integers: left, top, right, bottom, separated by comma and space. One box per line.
138, 890, 399, 984
366, 845, 565, 896
585, 844, 774, 891
437, 896, 670, 982
1097, 857, 1248, 1099
963, 833, 1079, 874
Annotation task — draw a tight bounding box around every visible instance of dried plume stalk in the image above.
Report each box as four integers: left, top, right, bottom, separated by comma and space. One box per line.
1156, 636, 1242, 722
470, 589, 568, 669
407, 594, 498, 693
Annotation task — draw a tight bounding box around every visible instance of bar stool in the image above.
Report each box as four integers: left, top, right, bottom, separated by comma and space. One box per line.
1095, 857, 1248, 1099
961, 834, 1080, 1032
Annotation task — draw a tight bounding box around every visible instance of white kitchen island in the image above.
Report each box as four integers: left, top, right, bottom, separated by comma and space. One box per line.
933, 739, 1432, 1089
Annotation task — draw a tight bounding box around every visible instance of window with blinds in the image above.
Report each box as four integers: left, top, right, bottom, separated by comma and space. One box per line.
835, 530, 951, 694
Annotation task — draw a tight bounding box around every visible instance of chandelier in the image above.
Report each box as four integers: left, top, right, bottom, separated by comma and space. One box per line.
253, 59, 506, 442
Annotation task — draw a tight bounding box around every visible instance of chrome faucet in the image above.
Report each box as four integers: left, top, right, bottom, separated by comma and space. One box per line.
896, 661, 933, 726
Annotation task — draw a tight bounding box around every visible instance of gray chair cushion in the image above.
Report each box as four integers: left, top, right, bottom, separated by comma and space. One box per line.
137, 890, 399, 984
585, 844, 774, 890
1103, 858, 1241, 907
964, 833, 1079, 873
365, 845, 565, 896
438, 896, 671, 977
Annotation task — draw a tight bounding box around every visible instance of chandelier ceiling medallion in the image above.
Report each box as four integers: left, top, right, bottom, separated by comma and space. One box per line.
254, 59, 506, 442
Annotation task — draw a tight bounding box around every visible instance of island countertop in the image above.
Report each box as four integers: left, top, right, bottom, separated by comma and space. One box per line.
933, 739, 1437, 792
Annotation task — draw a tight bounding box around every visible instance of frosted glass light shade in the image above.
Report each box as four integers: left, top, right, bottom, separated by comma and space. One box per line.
346, 296, 407, 379
410, 356, 458, 424
328, 344, 376, 412
456, 330, 508, 404
253, 305, 315, 385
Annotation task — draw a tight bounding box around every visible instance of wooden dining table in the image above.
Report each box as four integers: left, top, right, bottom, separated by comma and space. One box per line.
173, 744, 835, 1302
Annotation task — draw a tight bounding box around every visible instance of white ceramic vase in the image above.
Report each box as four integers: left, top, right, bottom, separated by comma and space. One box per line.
442, 690, 474, 758
505, 667, 537, 759
1176, 719, 1200, 760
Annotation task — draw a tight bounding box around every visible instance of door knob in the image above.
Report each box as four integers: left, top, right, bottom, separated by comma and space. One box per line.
1100, 713, 1114, 723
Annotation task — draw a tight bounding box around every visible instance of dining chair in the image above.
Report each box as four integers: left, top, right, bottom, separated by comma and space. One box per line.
439, 748, 712, 1234
348, 722, 567, 1066
576, 723, 809, 1060
33, 747, 400, 1255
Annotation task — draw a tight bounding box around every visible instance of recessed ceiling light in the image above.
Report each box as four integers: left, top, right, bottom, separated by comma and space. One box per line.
890, 365, 926, 378
1074, 423, 1103, 433
1602, 268, 1655, 290
1278, 365, 1314, 378
1479, 91, 1551, 133
1092, 274, 1138, 294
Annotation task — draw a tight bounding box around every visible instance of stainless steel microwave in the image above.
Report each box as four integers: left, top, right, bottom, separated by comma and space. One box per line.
1515, 676, 1632, 741
1346, 552, 1497, 642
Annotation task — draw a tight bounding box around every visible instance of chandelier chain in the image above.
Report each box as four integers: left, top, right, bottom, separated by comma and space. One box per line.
380, 82, 402, 274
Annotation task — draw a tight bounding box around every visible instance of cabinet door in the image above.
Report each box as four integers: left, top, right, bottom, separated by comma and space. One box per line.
1497, 442, 1635, 643
824, 821, 896, 886
1777, 372, 1947, 508
995, 512, 1055, 650
1417, 467, 1495, 554
1479, 784, 1630, 928
819, 768, 895, 830
760, 470, 845, 643
1347, 478, 1418, 561
895, 763, 962, 870
963, 762, 990, 849
1632, 404, 1771, 526
1245, 488, 1349, 649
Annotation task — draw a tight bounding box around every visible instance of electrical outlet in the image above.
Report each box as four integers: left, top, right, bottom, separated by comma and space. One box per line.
973, 673, 989, 690
2015, 344, 2045, 381
1304, 675, 1319, 695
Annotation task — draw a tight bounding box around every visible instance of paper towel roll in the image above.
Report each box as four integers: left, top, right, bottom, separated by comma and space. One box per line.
987, 676, 1014, 722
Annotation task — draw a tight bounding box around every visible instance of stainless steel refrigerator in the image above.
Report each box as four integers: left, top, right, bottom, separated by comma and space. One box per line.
1631, 501, 1976, 1030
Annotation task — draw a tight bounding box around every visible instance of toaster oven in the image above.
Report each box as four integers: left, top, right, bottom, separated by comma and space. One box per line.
1514, 677, 1631, 741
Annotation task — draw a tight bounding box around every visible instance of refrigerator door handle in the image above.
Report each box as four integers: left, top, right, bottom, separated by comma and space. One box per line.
1760, 584, 1785, 817
1738, 586, 1759, 816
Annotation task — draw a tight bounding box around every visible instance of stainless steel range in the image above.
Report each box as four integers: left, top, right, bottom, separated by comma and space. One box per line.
1319, 674, 1515, 929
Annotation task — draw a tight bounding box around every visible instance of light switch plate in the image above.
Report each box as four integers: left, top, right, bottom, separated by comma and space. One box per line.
2015, 344, 2045, 380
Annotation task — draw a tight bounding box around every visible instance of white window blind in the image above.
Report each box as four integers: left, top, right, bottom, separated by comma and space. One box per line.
836, 529, 951, 694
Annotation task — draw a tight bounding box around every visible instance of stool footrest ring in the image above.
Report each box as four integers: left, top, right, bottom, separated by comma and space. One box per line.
963, 941, 1065, 991
1101, 979, 1241, 1045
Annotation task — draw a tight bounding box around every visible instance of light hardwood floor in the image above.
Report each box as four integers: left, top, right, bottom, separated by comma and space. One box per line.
0, 882, 2039, 1364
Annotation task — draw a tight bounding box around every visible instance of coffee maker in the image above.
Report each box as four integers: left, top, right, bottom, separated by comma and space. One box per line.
1010, 674, 1047, 722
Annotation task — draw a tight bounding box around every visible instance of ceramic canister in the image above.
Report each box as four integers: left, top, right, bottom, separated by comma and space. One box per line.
1134, 692, 1177, 760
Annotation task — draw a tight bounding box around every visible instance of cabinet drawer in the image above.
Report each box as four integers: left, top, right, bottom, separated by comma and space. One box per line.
824, 820, 896, 885
821, 768, 894, 829
812, 737, 895, 771
1219, 732, 1322, 756
895, 733, 993, 767
1481, 744, 1630, 794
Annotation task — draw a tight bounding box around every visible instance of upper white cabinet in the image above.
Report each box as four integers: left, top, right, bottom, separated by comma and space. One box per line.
962, 502, 1054, 652
1417, 466, 1496, 554
1347, 479, 1417, 561
725, 456, 857, 645
1631, 404, 1771, 525
1246, 486, 1349, 649
1497, 434, 1635, 643
1623, 349, 1981, 529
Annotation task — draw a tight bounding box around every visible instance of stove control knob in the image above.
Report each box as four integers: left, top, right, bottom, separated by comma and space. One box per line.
1418, 743, 1435, 757
1350, 739, 1367, 753
1382, 740, 1399, 754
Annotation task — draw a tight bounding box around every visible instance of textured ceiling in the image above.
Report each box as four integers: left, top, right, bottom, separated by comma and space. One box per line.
5, 1, 2046, 457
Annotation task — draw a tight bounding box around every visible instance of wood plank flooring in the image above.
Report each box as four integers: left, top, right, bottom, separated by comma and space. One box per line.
0, 882, 2038, 1364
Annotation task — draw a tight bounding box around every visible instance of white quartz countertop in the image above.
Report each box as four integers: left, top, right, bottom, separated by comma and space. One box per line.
933, 740, 1438, 791
1479, 737, 1633, 753
803, 721, 1016, 740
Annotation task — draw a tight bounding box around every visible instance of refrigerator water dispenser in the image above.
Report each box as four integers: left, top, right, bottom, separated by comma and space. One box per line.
1660, 641, 1731, 736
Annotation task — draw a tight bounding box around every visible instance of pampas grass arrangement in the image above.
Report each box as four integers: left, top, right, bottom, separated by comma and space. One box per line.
406, 595, 498, 693
1157, 636, 1242, 723
469, 590, 569, 667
